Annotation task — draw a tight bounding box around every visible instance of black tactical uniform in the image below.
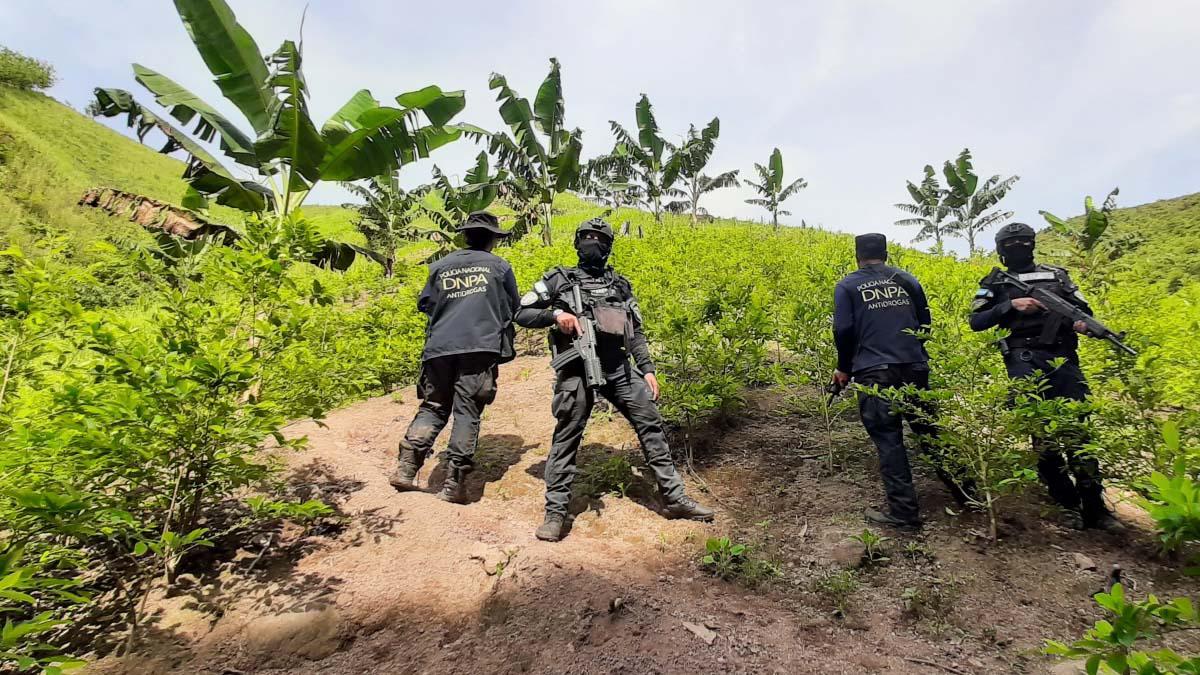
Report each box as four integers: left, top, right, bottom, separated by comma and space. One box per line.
969, 222, 1118, 530
833, 233, 971, 528
515, 218, 713, 541
390, 213, 519, 503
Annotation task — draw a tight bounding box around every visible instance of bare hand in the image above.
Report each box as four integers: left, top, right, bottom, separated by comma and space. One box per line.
643, 373, 660, 401
555, 312, 581, 336
832, 370, 850, 388
1073, 320, 1090, 335
1011, 297, 1046, 314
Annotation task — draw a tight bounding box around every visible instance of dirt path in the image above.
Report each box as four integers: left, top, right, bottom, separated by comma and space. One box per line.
88, 356, 1198, 675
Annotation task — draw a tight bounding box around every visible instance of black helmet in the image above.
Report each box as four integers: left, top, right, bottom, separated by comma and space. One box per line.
575, 217, 614, 243
994, 222, 1036, 245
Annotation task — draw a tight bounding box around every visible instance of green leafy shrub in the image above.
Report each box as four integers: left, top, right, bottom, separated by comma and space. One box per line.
812, 569, 859, 617
851, 528, 891, 565
0, 47, 55, 91
700, 536, 780, 587
1139, 464, 1200, 569
1045, 584, 1200, 674
578, 454, 635, 499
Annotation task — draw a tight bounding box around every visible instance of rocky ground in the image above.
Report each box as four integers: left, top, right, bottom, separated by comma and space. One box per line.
86, 356, 1198, 674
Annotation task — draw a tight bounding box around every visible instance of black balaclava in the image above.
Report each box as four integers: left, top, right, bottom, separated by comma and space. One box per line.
575, 236, 611, 273
999, 238, 1035, 271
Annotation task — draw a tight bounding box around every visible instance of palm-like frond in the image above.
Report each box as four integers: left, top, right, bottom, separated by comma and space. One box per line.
778, 177, 808, 201
698, 170, 740, 194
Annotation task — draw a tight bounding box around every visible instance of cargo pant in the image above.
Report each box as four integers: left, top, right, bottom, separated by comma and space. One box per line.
856, 363, 973, 523
1003, 347, 1106, 521
401, 352, 500, 472
545, 361, 685, 517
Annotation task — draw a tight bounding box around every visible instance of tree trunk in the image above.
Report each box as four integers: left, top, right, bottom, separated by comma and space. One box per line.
690, 178, 699, 226
540, 202, 553, 246
383, 256, 395, 279
652, 195, 662, 224
772, 210, 779, 231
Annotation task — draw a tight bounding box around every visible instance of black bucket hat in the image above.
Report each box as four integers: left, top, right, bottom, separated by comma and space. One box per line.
456, 211, 510, 237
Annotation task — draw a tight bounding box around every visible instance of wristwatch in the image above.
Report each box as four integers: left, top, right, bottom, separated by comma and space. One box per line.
552, 309, 564, 318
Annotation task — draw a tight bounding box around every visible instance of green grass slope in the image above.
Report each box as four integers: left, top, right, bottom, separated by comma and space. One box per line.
0, 88, 255, 252
1101, 192, 1200, 295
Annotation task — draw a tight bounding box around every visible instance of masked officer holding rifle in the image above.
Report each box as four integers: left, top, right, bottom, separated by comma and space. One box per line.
515, 218, 714, 542
970, 222, 1132, 532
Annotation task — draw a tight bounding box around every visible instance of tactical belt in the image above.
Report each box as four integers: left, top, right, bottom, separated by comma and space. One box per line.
1002, 335, 1060, 351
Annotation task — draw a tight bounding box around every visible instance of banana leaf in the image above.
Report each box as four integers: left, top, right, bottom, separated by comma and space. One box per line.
92, 88, 269, 211
174, 0, 277, 135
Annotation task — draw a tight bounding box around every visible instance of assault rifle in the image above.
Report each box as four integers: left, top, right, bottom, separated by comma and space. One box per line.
548, 283, 607, 388
994, 268, 1137, 357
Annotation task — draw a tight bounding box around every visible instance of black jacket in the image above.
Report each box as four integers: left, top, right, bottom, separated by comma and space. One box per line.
514, 265, 655, 374
418, 248, 520, 362
832, 263, 931, 374
969, 263, 1091, 355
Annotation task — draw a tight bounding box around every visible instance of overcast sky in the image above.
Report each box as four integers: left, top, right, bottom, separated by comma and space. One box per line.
4, 0, 1198, 253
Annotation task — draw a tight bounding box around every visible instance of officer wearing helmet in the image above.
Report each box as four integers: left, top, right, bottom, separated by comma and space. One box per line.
389, 212, 520, 503
970, 222, 1122, 531
514, 217, 714, 541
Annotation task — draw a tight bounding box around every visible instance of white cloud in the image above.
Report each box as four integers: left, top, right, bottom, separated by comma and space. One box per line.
4, 0, 1197, 255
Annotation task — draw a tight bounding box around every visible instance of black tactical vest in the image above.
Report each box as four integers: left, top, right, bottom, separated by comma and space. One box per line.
987, 265, 1079, 347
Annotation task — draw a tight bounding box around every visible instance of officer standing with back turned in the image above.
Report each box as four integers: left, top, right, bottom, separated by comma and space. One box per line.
970, 222, 1123, 532
389, 212, 519, 504
515, 218, 714, 542
832, 233, 974, 530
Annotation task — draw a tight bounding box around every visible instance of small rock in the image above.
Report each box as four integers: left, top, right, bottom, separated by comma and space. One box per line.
682, 621, 717, 645
1073, 553, 1097, 571
1049, 659, 1088, 675
174, 573, 200, 589
830, 539, 867, 568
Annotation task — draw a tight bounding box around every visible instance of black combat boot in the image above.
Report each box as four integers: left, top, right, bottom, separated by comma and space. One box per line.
388, 442, 423, 491
864, 507, 922, 531
535, 513, 565, 542
664, 495, 715, 522
436, 466, 467, 504
1082, 498, 1125, 533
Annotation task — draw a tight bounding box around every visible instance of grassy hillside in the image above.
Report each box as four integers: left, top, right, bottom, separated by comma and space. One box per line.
0, 88, 251, 252
1038, 192, 1200, 407
1102, 192, 1200, 294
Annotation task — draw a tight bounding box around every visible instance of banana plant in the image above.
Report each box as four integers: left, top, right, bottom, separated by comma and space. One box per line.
483, 58, 583, 245
580, 154, 643, 211
744, 148, 807, 230
1040, 187, 1122, 287
666, 120, 738, 224
415, 152, 509, 260
92, 0, 470, 221
942, 148, 1019, 255
345, 175, 423, 277
606, 94, 686, 223
894, 165, 953, 250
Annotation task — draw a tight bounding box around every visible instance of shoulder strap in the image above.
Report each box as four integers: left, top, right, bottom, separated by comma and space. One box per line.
887, 267, 921, 300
